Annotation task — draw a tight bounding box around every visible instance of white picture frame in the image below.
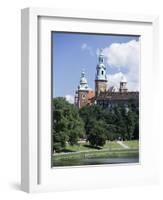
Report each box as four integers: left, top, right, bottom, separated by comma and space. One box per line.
21, 7, 159, 193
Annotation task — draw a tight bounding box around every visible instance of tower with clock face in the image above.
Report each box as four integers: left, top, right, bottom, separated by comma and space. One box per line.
77, 71, 89, 108
95, 49, 107, 96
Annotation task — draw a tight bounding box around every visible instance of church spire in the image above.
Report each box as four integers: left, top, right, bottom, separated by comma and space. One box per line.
99, 48, 104, 64
95, 49, 107, 96
96, 48, 107, 81
78, 70, 89, 91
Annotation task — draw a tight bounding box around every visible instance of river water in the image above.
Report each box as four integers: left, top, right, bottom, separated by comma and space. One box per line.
53, 157, 139, 167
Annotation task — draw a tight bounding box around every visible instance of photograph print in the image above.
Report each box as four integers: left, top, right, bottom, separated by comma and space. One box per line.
52, 32, 140, 167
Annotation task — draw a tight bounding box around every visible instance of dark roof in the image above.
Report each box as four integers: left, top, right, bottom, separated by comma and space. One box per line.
96, 91, 139, 101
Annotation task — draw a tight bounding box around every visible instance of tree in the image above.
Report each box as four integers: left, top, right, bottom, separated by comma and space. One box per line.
79, 105, 105, 136
79, 103, 139, 142
53, 130, 68, 152
68, 119, 85, 145
53, 97, 85, 152
53, 97, 139, 153
113, 106, 127, 140
125, 111, 136, 140
87, 120, 107, 147
106, 124, 117, 141
133, 121, 139, 139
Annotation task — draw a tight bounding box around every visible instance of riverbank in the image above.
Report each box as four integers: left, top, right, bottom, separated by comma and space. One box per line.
52, 140, 139, 166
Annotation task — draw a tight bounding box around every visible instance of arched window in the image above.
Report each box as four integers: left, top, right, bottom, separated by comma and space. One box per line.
101, 70, 104, 75
82, 94, 86, 99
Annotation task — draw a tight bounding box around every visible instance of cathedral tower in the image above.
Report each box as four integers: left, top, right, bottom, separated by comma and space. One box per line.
95, 49, 107, 96
77, 71, 89, 108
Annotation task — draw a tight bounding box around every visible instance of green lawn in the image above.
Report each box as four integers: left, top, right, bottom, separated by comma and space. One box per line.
64, 141, 123, 152
63, 140, 138, 153
52, 140, 139, 165
64, 142, 93, 152
53, 148, 138, 161
103, 141, 124, 150
123, 140, 139, 148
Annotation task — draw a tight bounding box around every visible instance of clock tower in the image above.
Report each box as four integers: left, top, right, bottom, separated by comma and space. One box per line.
95, 49, 107, 96
77, 71, 89, 108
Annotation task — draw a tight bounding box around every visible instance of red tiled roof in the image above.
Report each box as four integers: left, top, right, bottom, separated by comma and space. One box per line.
88, 90, 95, 99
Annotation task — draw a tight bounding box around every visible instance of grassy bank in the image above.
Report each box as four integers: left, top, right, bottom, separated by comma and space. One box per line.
53, 149, 138, 161
123, 140, 139, 148
63, 140, 123, 152
52, 140, 139, 164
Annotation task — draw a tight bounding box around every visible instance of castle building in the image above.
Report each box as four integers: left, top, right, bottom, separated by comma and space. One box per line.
74, 71, 95, 108
75, 49, 139, 109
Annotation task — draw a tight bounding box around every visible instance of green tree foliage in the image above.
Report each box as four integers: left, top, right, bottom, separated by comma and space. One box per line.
53, 97, 85, 152
53, 97, 139, 151
79, 105, 105, 134
79, 103, 139, 142
87, 120, 107, 147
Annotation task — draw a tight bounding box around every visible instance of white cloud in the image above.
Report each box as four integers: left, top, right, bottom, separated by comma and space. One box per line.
103, 40, 140, 91
107, 72, 139, 91
103, 40, 139, 68
107, 72, 124, 88
81, 43, 94, 56
65, 95, 74, 104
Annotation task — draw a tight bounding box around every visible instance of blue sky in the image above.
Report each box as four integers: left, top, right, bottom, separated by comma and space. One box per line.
52, 32, 140, 101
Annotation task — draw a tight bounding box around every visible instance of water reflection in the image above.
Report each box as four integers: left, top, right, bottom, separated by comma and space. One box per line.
53, 157, 139, 167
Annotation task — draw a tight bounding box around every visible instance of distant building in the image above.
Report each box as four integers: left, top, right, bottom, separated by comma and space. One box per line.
75, 49, 139, 109
74, 71, 95, 108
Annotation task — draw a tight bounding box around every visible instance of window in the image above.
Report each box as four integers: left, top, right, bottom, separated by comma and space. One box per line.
82, 94, 86, 99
